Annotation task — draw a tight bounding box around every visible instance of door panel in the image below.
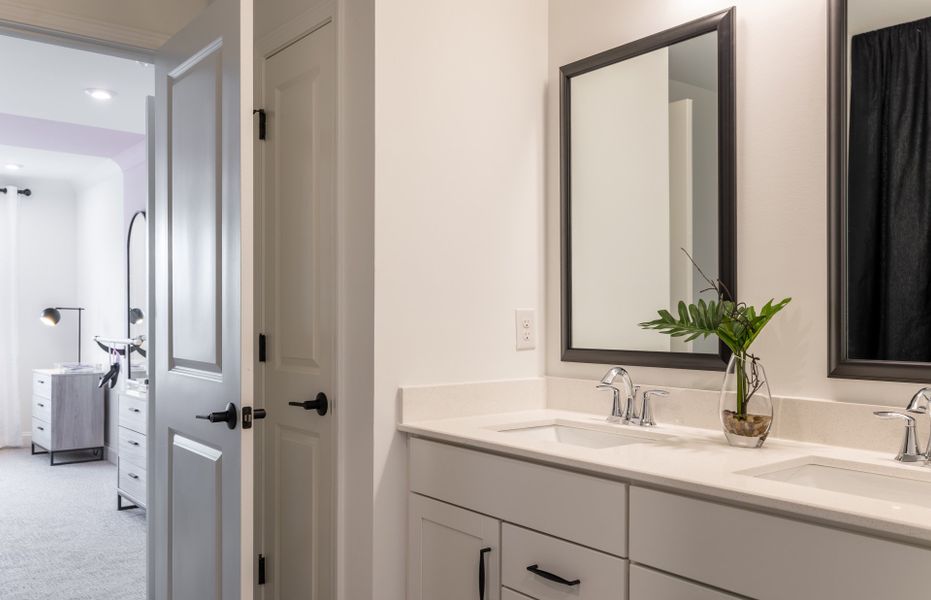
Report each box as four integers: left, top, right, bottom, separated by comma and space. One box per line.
168, 41, 222, 373
258, 21, 335, 600
153, 0, 253, 598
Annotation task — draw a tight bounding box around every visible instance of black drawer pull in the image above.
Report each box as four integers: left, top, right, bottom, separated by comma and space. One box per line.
127, 473, 140, 480
37, 426, 45, 431
37, 402, 45, 407
129, 407, 141, 413
526, 564, 580, 587
479, 547, 491, 600
37, 380, 46, 384
128, 440, 141, 447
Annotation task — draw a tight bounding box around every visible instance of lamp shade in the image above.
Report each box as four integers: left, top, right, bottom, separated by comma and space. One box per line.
129, 308, 145, 325
40, 307, 61, 326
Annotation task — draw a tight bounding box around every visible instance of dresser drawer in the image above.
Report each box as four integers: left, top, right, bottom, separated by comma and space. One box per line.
119, 459, 146, 502
119, 394, 147, 434
411, 438, 627, 556
33, 373, 52, 399
119, 426, 146, 469
33, 395, 51, 422
32, 418, 51, 449
502, 524, 626, 600
630, 565, 741, 600
630, 487, 931, 600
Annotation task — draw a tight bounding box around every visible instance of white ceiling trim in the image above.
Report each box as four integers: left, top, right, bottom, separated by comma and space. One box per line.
0, 0, 168, 50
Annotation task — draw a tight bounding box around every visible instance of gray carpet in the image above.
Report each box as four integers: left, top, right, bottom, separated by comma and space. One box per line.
0, 447, 146, 600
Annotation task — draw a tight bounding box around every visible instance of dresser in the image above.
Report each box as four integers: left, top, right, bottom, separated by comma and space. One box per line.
117, 389, 147, 510
30, 369, 105, 466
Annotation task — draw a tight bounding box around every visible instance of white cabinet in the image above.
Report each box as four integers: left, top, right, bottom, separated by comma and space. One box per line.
117, 390, 147, 510
629, 565, 741, 600
409, 494, 500, 600
30, 369, 105, 465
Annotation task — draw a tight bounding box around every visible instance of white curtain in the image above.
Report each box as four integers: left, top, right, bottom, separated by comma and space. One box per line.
0, 187, 20, 448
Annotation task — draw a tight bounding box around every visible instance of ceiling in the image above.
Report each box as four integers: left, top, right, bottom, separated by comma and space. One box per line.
0, 145, 114, 185
668, 32, 718, 93
0, 34, 154, 135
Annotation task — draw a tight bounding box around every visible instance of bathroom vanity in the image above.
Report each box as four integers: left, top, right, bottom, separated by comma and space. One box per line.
402, 405, 931, 600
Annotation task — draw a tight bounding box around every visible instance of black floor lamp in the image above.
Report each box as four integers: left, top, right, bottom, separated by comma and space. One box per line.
40, 307, 85, 363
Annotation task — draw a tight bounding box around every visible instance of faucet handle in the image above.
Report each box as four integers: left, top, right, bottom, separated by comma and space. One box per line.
874, 411, 923, 462
640, 389, 669, 427
596, 384, 623, 423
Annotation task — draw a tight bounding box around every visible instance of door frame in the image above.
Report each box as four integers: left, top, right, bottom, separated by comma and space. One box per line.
253, 3, 340, 597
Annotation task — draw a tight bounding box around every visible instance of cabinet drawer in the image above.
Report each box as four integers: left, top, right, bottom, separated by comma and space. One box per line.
119, 394, 147, 434
119, 427, 146, 469
630, 487, 931, 600
630, 565, 740, 600
503, 589, 536, 600
411, 438, 627, 556
502, 524, 626, 600
33, 395, 51, 422
32, 418, 51, 449
119, 459, 146, 502
33, 373, 52, 399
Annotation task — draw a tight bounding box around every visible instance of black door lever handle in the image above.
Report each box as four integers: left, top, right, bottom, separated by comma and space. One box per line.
288, 392, 328, 416
195, 402, 238, 430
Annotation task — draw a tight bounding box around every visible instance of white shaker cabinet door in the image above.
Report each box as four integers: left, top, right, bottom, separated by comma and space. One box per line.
409, 493, 500, 600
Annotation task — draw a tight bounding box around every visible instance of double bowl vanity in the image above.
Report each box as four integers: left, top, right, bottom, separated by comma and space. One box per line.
402, 408, 931, 600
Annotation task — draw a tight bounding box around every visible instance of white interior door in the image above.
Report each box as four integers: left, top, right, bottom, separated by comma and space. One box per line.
151, 0, 255, 598
257, 20, 336, 600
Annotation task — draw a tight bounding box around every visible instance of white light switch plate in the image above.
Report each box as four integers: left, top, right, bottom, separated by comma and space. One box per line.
515, 309, 536, 350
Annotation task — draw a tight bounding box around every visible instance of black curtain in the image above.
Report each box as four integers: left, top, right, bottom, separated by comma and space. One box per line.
848, 17, 931, 361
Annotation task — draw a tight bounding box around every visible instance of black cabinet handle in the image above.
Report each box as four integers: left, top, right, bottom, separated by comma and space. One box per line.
128, 473, 139, 480
129, 408, 142, 413
37, 402, 44, 407
37, 426, 44, 431
479, 547, 491, 600
526, 564, 580, 587
288, 392, 328, 416
128, 440, 140, 447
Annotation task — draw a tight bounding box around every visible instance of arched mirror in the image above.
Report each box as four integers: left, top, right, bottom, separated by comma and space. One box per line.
127, 211, 147, 381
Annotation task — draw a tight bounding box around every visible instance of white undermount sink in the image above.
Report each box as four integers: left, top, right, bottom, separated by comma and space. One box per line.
745, 458, 931, 508
494, 421, 662, 449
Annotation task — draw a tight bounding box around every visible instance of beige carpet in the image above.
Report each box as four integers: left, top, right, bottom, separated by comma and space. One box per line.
0, 447, 146, 600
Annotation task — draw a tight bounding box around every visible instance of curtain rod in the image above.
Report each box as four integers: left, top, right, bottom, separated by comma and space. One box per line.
0, 187, 31, 196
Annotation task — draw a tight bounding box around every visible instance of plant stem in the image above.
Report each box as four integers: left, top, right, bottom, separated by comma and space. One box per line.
735, 354, 747, 419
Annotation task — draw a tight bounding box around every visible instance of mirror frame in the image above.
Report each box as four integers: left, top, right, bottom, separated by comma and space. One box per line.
827, 0, 931, 382
127, 209, 146, 380
560, 8, 737, 370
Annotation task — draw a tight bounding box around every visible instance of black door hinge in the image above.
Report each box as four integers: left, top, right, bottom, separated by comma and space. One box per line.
258, 554, 266, 585
258, 333, 267, 362
253, 109, 266, 140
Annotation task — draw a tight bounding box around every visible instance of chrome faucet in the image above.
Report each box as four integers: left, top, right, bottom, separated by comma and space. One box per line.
597, 367, 668, 426
905, 387, 931, 461
873, 411, 923, 462
598, 366, 636, 423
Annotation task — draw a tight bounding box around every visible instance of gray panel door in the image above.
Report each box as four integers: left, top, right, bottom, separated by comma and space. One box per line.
152, 0, 254, 598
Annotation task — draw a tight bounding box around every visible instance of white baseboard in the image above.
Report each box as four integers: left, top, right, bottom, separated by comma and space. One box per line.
20, 431, 30, 447
105, 444, 118, 465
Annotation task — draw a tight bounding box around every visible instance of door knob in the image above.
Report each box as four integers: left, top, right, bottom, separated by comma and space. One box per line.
195, 402, 238, 429
288, 392, 328, 416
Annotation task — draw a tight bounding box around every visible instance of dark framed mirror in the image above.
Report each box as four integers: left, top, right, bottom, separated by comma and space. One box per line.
560, 8, 737, 370
829, 0, 931, 382
127, 210, 147, 381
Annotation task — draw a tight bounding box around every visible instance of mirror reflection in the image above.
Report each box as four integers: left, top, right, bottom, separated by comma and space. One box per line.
568, 32, 719, 354
846, 0, 931, 362
127, 211, 147, 380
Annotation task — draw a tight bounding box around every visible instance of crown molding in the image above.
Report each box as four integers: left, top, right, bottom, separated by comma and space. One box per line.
0, 0, 168, 50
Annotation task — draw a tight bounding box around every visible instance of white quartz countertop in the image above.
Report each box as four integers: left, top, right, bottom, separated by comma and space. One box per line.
399, 409, 931, 545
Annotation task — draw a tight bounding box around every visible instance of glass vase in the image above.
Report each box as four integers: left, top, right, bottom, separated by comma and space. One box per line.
719, 353, 773, 448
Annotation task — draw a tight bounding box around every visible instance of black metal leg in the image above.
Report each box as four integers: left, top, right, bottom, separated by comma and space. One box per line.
117, 494, 139, 511
31, 442, 48, 456
48, 447, 106, 466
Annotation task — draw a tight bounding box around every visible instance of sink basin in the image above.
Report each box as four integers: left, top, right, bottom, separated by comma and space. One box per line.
745, 458, 931, 508
495, 422, 658, 449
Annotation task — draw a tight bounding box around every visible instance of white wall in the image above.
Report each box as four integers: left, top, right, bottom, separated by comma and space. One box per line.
13, 179, 78, 438
546, 0, 922, 406
74, 161, 126, 448
373, 0, 548, 596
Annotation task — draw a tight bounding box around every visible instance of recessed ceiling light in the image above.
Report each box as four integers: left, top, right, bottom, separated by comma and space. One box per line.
4, 163, 23, 171
84, 88, 115, 101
